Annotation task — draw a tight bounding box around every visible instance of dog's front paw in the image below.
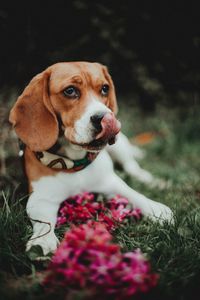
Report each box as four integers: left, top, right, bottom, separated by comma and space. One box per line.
26, 233, 59, 257
143, 200, 174, 224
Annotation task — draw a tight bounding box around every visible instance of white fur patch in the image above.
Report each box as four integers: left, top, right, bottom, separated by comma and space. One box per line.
74, 93, 111, 144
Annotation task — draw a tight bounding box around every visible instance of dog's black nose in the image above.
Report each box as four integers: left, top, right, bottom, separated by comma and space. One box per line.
90, 113, 105, 133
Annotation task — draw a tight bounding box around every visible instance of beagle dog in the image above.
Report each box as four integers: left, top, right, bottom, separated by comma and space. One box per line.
9, 62, 173, 255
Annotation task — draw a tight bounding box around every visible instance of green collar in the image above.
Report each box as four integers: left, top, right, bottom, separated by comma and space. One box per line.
18, 138, 100, 173
35, 150, 99, 173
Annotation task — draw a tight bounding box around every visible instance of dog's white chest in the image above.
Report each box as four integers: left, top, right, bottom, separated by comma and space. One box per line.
31, 150, 113, 204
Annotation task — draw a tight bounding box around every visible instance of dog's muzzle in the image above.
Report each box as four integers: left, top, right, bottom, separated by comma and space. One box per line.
89, 112, 121, 148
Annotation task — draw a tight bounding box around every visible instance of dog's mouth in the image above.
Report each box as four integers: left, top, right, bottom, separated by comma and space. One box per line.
69, 133, 118, 152
62, 113, 121, 152
84, 113, 121, 151
83, 134, 118, 151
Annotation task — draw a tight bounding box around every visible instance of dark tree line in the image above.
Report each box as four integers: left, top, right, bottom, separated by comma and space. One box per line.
0, 1, 199, 107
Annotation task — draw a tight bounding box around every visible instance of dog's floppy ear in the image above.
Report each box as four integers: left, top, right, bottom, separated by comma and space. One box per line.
102, 65, 118, 115
9, 71, 59, 151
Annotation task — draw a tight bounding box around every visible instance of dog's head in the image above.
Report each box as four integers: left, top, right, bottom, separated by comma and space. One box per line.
9, 62, 121, 152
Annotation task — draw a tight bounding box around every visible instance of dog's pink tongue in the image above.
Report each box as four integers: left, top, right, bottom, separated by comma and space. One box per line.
96, 113, 121, 144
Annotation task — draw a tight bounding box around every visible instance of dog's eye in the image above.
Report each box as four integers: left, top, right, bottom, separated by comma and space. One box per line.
63, 86, 80, 99
101, 84, 109, 96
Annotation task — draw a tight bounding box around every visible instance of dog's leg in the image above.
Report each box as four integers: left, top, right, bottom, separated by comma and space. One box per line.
107, 132, 146, 159
93, 172, 173, 223
107, 132, 166, 188
26, 192, 60, 256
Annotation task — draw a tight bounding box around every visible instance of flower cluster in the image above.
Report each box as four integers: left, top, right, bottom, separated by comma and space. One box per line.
57, 192, 142, 230
44, 222, 158, 299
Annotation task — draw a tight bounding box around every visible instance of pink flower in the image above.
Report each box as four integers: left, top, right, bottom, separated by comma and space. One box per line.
56, 192, 142, 230
44, 222, 158, 299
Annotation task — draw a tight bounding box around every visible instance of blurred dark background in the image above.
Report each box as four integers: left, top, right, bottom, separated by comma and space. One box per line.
0, 0, 200, 110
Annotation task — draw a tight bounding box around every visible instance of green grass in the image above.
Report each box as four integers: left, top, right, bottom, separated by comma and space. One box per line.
1, 99, 200, 299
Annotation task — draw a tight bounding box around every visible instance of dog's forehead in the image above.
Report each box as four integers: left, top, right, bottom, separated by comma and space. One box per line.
49, 62, 106, 91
